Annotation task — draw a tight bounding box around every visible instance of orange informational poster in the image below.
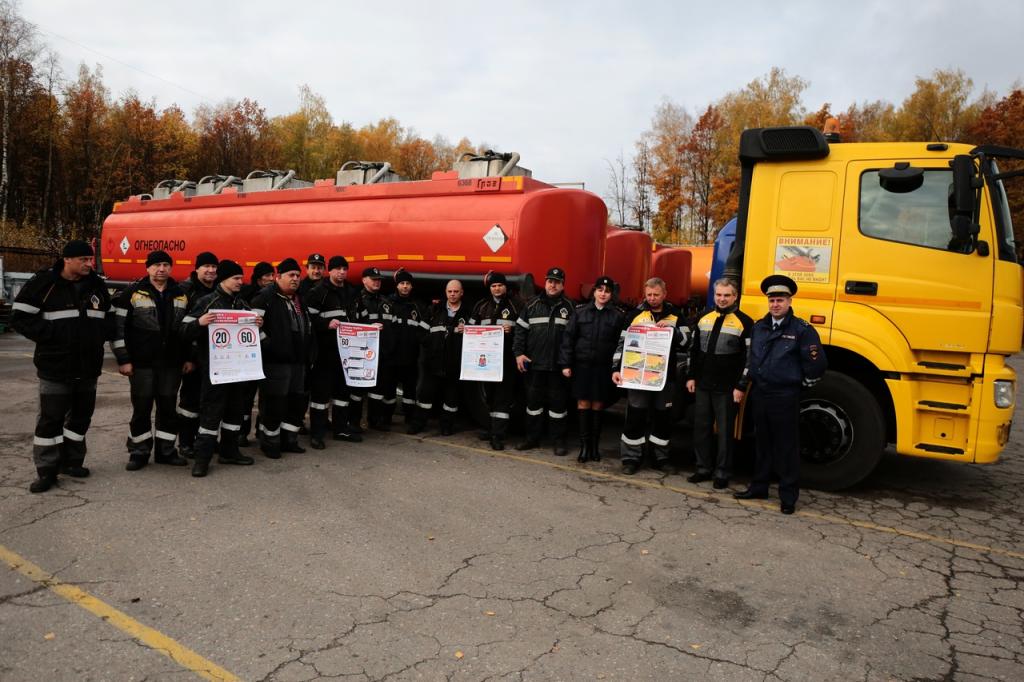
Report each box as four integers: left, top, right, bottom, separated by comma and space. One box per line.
774, 236, 832, 283
208, 309, 264, 385
619, 324, 672, 392
337, 323, 380, 388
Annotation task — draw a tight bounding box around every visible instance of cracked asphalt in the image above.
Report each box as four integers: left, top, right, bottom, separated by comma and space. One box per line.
2, 332, 1023, 681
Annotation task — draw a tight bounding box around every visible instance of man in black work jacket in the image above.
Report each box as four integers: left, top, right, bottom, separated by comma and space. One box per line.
13, 240, 111, 493
734, 274, 827, 514
306, 255, 362, 448
685, 277, 753, 489
111, 250, 190, 471
176, 251, 218, 458
408, 279, 468, 436
298, 252, 326, 298
384, 269, 428, 427
251, 258, 314, 458
238, 261, 275, 446
513, 266, 575, 455
354, 267, 396, 431
180, 260, 260, 477
470, 271, 520, 450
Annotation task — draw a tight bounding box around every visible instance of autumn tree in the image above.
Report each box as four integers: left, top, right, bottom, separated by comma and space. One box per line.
60, 63, 112, 235
647, 100, 692, 242
604, 151, 631, 227
681, 104, 727, 244
0, 0, 38, 232
193, 98, 275, 178
969, 88, 1024, 249
894, 69, 988, 142
630, 138, 654, 231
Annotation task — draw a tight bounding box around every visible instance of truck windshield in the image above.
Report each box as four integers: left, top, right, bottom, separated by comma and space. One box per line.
859, 169, 956, 251
988, 160, 1018, 262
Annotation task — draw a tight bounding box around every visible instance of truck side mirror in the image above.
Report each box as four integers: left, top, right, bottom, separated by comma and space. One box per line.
948, 155, 981, 254
878, 162, 924, 193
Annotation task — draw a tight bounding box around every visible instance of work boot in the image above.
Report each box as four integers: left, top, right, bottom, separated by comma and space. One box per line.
407, 420, 425, 435
125, 456, 149, 471
60, 463, 91, 478
178, 444, 195, 459
516, 438, 541, 451
191, 459, 210, 477
154, 442, 187, 466
29, 467, 58, 493
622, 461, 639, 475
310, 437, 326, 450
490, 436, 504, 451
237, 434, 251, 448
219, 436, 255, 465
282, 432, 306, 454
553, 440, 568, 457
333, 429, 363, 443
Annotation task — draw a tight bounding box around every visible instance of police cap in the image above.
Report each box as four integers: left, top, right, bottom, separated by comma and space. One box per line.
306, 253, 326, 266
760, 274, 798, 297
545, 267, 566, 282
593, 275, 615, 290
362, 267, 382, 279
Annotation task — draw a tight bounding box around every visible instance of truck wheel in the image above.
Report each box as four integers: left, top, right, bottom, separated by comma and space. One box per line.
799, 371, 884, 491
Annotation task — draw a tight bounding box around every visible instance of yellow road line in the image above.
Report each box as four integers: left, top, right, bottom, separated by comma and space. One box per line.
0, 544, 240, 681
401, 434, 1024, 561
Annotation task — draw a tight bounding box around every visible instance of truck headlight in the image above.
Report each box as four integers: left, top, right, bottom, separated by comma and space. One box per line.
994, 380, 1015, 408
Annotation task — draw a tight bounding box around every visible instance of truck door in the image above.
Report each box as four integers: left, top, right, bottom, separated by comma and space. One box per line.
836, 161, 994, 354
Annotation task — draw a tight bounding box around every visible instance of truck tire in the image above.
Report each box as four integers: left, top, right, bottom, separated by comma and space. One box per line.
799, 371, 885, 491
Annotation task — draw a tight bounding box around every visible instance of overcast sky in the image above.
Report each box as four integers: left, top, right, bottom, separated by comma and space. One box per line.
21, 1, 1024, 198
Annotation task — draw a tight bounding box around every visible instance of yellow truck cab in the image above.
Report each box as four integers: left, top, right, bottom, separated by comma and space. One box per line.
724, 126, 1023, 489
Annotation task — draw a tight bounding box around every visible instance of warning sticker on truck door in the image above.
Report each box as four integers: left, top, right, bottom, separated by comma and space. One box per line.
775, 236, 832, 283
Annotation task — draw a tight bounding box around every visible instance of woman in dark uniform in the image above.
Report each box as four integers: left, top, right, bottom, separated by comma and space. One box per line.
559, 276, 626, 462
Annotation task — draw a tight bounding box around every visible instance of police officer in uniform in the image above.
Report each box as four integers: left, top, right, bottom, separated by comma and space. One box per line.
559, 276, 626, 462
251, 258, 314, 457
470, 271, 520, 450
180, 260, 260, 477
13, 240, 111, 493
176, 251, 218, 457
111, 250, 190, 471
409, 279, 468, 436
355, 267, 396, 431
306, 255, 362, 447
612, 277, 691, 474
685, 277, 753, 488
238, 261, 275, 446
514, 267, 575, 455
734, 275, 827, 514
385, 269, 428, 426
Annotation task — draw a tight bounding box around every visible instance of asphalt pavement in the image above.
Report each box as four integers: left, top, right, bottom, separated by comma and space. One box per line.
1, 332, 1023, 681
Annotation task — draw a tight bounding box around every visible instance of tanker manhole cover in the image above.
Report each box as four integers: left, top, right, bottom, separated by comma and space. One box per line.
483, 224, 507, 253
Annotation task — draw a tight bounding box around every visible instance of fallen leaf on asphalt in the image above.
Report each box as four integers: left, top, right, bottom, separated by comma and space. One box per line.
690, 643, 702, 650
428, 536, 435, 541
483, 611, 496, 616
44, 632, 55, 640
454, 651, 464, 659
640, 549, 650, 555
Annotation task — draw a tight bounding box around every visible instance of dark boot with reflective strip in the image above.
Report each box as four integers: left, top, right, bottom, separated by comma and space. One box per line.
192, 435, 215, 477
489, 410, 510, 451
620, 407, 648, 473
218, 430, 254, 465
332, 400, 362, 442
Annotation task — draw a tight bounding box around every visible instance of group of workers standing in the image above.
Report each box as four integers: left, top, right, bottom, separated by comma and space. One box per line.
12, 239, 827, 514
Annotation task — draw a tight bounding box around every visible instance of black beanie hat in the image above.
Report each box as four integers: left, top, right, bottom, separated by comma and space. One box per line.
394, 268, 414, 284
195, 251, 218, 268
62, 240, 94, 258
485, 270, 507, 286
145, 250, 172, 267
277, 258, 301, 275
216, 259, 243, 282
328, 255, 349, 270
251, 261, 274, 283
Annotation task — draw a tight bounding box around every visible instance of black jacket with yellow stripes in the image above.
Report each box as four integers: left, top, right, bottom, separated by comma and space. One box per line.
686, 304, 753, 392
12, 261, 112, 382
111, 276, 188, 369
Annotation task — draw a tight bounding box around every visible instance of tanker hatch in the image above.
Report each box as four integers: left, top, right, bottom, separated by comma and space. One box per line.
152, 179, 196, 199
454, 150, 531, 179
241, 170, 313, 192
336, 161, 404, 185
196, 175, 243, 196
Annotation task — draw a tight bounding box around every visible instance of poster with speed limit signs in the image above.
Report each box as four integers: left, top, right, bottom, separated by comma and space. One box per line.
208, 309, 265, 385
336, 322, 380, 387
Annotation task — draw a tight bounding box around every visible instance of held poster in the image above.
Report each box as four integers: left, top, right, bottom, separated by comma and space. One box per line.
460, 325, 504, 382
337, 323, 380, 387
208, 310, 264, 385
618, 324, 672, 392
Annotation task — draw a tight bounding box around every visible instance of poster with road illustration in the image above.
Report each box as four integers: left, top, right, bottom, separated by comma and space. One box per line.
619, 325, 672, 392
774, 236, 832, 283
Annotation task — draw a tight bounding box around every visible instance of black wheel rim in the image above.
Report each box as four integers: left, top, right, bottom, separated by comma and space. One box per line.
799, 400, 853, 465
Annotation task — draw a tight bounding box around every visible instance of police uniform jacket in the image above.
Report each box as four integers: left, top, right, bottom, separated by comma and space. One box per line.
687, 304, 754, 392
470, 295, 520, 362
306, 280, 355, 362
512, 293, 575, 371
298, 276, 320, 300
180, 286, 253, 367
111, 276, 188, 369
558, 301, 626, 370
741, 309, 826, 392
422, 301, 468, 378
12, 261, 112, 382
612, 301, 691, 384
251, 284, 314, 366
356, 289, 396, 360
388, 293, 429, 367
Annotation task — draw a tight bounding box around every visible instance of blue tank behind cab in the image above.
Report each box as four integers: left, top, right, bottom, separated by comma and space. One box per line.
707, 217, 737, 308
